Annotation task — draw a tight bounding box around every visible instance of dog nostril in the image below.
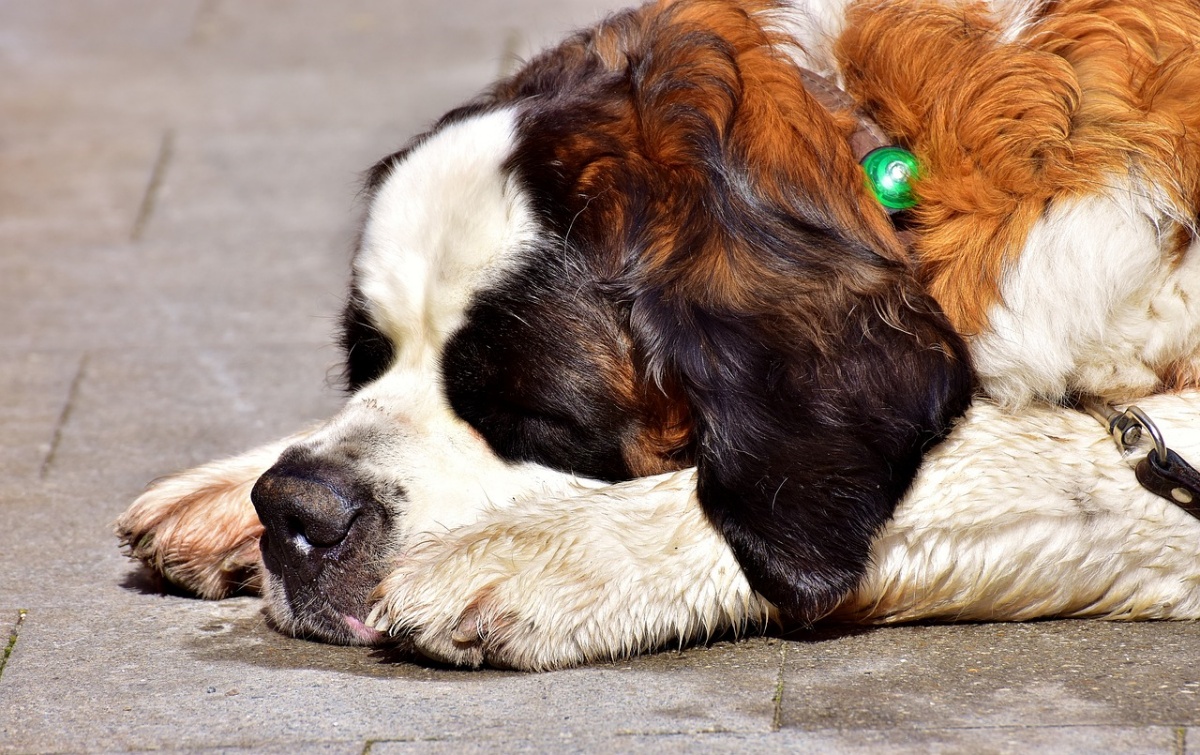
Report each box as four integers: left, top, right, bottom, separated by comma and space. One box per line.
251, 462, 364, 556
286, 512, 359, 550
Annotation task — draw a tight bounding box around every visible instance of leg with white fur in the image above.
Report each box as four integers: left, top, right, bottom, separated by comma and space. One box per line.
115, 431, 313, 598
367, 470, 776, 671
370, 396, 1200, 670
839, 394, 1200, 623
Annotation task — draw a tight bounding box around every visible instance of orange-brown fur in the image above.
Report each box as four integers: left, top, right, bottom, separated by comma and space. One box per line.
635, 0, 906, 299
838, 0, 1200, 336
500, 0, 910, 318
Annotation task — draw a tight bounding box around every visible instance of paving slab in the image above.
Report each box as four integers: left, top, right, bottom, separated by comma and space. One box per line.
184, 0, 632, 73
0, 238, 346, 354
368, 726, 1187, 754
0, 1, 203, 59
0, 351, 83, 481
0, 601, 779, 752
0, 490, 138, 610
779, 621, 1200, 730
44, 345, 344, 493
0, 125, 164, 250
140, 127, 384, 246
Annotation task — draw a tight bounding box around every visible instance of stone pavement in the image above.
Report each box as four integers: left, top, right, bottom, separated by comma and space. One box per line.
0, 1, 1198, 752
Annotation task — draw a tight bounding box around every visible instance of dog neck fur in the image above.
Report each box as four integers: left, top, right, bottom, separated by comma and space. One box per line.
824, 0, 1200, 405
762, 0, 1047, 74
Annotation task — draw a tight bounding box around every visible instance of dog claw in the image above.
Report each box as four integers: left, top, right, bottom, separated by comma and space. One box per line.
451, 608, 483, 645
365, 605, 388, 633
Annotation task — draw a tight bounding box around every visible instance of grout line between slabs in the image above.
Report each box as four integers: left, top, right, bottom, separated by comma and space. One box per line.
40, 352, 89, 480
772, 640, 787, 732
0, 609, 29, 681
131, 130, 175, 242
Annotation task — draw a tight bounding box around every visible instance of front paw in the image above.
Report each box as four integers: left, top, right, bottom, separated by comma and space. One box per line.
366, 473, 773, 671
117, 462, 265, 599
365, 531, 578, 671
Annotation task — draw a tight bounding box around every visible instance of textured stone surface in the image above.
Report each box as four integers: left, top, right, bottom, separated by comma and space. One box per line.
0, 351, 82, 481
3, 1, 1200, 753
368, 728, 1186, 754
0, 601, 779, 752
779, 622, 1200, 730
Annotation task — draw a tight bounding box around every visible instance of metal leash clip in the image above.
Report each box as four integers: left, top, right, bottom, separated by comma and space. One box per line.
1080, 398, 1200, 515
1084, 403, 1168, 458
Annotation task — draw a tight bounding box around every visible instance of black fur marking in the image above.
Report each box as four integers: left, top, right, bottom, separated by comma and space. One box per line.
442, 251, 642, 483
339, 284, 395, 392
651, 293, 974, 623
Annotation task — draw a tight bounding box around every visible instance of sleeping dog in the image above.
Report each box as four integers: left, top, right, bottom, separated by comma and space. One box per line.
118, 0, 1200, 670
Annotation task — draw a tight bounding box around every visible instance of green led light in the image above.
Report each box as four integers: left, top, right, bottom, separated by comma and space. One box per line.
861, 146, 920, 211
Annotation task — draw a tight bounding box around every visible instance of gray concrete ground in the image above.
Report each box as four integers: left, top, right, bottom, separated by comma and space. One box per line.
1, 1, 1198, 752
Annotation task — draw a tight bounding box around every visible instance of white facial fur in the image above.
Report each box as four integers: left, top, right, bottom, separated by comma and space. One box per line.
298, 107, 604, 539
356, 107, 538, 370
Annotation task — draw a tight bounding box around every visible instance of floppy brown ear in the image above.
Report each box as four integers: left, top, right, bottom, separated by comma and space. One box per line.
620, 4, 974, 622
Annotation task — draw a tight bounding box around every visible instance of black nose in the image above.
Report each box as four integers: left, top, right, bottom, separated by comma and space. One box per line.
251, 453, 368, 577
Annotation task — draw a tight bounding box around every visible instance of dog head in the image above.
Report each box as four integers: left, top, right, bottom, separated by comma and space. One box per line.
249, 0, 973, 644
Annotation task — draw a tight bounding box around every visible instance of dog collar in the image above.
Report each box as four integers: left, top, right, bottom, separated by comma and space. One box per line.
797, 68, 919, 213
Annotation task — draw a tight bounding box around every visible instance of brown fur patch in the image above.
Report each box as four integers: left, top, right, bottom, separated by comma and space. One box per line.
633, 0, 905, 294
487, 0, 948, 478
837, 0, 1200, 334
509, 0, 915, 331
623, 380, 694, 477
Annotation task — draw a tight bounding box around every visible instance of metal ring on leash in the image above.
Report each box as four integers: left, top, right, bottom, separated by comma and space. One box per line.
1078, 396, 1200, 520
1120, 406, 1168, 461
1081, 399, 1167, 459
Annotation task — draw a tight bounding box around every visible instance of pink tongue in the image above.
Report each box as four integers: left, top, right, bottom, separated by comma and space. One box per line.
344, 615, 384, 644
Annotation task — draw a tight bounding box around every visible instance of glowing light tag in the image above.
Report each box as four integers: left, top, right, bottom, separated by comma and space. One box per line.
861, 146, 920, 212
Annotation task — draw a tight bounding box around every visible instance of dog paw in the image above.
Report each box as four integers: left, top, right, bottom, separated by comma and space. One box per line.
366, 473, 773, 670
365, 531, 593, 670
116, 436, 305, 598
